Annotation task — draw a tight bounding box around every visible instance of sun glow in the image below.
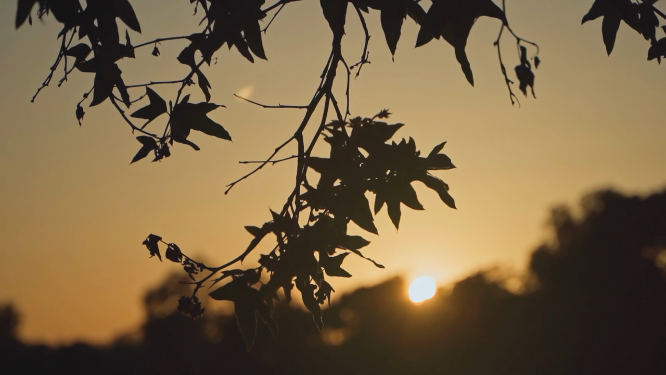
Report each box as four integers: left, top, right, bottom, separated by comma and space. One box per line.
409, 276, 437, 303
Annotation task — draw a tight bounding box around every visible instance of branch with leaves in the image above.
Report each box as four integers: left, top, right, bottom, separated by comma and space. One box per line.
15, 0, 551, 351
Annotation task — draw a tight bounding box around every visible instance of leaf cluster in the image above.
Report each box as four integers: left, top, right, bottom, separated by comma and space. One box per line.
583, 0, 666, 61
141, 112, 456, 350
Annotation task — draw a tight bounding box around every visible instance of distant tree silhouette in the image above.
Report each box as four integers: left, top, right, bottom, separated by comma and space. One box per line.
1, 187, 665, 374
13, 0, 666, 350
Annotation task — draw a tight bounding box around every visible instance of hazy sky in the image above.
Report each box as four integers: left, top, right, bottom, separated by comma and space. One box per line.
1, 0, 665, 344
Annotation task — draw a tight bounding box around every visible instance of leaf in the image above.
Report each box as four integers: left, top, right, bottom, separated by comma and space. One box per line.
65, 44, 92, 62
131, 88, 167, 122
380, 0, 406, 56
515, 45, 536, 97
256, 301, 278, 337
416, 0, 506, 85
89, 65, 118, 107
235, 301, 258, 351
320, 0, 348, 36
115, 0, 142, 32
601, 10, 622, 55
177, 44, 197, 67
348, 190, 378, 234
647, 38, 666, 62
418, 174, 456, 209
245, 226, 263, 237
165, 243, 183, 263
428, 142, 446, 158
75, 104, 85, 126
321, 252, 352, 277
350, 121, 404, 151
374, 191, 386, 214
170, 102, 231, 143
131, 136, 157, 164
209, 281, 248, 301
397, 182, 424, 210
455, 46, 474, 86
339, 235, 371, 251
16, 0, 38, 28
515, 65, 535, 97
232, 33, 255, 63
582, 0, 639, 55
387, 197, 401, 229
346, 247, 385, 269
296, 277, 323, 330
142, 234, 162, 261
195, 70, 212, 102
238, 222, 271, 262
244, 20, 267, 60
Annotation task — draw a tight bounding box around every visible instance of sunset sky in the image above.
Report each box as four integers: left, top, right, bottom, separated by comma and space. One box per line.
0, 0, 665, 344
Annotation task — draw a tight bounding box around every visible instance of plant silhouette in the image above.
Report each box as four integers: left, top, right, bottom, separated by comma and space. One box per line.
13, 0, 666, 351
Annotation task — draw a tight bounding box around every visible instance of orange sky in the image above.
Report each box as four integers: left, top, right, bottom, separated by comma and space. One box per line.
1, 0, 665, 344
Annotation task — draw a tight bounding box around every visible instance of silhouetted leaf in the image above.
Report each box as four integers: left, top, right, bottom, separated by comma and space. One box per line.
256, 300, 278, 337
235, 301, 258, 351
515, 46, 535, 98
601, 11, 621, 55
152, 45, 160, 56
418, 174, 456, 209
238, 222, 271, 262
142, 234, 162, 261
115, 0, 142, 32
165, 243, 183, 263
380, 0, 406, 56
76, 104, 85, 126
131, 136, 157, 164
171, 101, 231, 143
321, 252, 352, 277
320, 0, 348, 36
296, 277, 323, 330
416, 0, 506, 85
582, 0, 639, 55
648, 38, 666, 62
244, 19, 267, 60
346, 247, 385, 268
131, 87, 167, 121
232, 33, 255, 63
65, 44, 92, 63
348, 190, 378, 234
428, 142, 446, 158
15, 0, 38, 28
196, 70, 212, 102
340, 235, 371, 250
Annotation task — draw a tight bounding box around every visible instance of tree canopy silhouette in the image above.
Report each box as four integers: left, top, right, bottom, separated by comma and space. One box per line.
13, 0, 666, 350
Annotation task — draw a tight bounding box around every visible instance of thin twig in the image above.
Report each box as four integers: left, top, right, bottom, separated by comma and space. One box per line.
494, 25, 520, 107
239, 155, 298, 164
134, 36, 191, 49
351, 5, 371, 78
262, 4, 286, 33
234, 94, 307, 109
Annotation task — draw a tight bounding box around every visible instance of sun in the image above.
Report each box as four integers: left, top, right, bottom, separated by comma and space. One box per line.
409, 276, 437, 303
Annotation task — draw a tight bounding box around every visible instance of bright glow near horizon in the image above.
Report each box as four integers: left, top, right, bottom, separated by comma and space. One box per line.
409, 276, 437, 303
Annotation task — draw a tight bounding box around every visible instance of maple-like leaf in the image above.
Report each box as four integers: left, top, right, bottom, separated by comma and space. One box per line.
416, 0, 506, 85
582, 0, 639, 55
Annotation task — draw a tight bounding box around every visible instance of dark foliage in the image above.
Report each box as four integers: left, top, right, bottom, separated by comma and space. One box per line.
14, 0, 663, 351
582, 0, 666, 61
